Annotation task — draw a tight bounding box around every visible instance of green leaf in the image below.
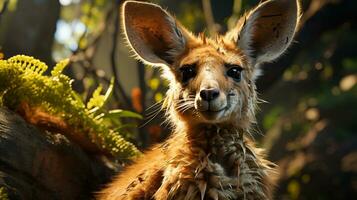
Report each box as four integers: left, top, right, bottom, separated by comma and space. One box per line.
95, 109, 142, 120
103, 77, 114, 104
87, 78, 114, 113
113, 124, 138, 132
87, 85, 104, 110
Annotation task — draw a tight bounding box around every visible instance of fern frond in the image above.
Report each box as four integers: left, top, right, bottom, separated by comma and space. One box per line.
87, 85, 104, 110
87, 78, 114, 114
0, 55, 140, 159
8, 55, 48, 75
51, 58, 70, 76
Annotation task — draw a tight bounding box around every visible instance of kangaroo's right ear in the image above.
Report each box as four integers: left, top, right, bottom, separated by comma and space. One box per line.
226, 0, 301, 65
122, 1, 189, 67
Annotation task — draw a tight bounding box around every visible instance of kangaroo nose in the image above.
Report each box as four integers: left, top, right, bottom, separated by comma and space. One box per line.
200, 88, 220, 101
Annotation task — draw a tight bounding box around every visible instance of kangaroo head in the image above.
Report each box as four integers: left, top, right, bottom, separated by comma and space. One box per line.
122, 0, 300, 128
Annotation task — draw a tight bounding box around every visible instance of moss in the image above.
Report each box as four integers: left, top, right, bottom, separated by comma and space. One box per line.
0, 55, 140, 159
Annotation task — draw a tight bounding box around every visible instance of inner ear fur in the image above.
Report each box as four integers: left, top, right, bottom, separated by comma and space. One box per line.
227, 0, 301, 64
122, 1, 190, 67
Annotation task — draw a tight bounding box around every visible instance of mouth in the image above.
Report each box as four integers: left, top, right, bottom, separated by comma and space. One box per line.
199, 107, 227, 121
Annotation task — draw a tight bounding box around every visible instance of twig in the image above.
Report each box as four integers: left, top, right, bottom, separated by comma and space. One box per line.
299, 0, 330, 30
137, 61, 148, 148
227, 0, 242, 30
72, 0, 115, 56
69, 0, 133, 109
74, 0, 95, 54
69, 4, 123, 103
0, 0, 9, 22
110, 0, 132, 109
202, 0, 218, 36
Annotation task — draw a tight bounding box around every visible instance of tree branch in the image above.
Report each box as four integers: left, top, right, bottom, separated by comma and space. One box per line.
137, 62, 149, 148
0, 0, 9, 20
110, 0, 132, 109
69, 4, 123, 103
202, 0, 218, 36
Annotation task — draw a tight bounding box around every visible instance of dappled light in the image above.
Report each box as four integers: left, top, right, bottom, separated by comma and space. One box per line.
0, 0, 356, 199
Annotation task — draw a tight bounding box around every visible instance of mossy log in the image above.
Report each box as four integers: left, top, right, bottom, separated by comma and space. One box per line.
0, 108, 115, 199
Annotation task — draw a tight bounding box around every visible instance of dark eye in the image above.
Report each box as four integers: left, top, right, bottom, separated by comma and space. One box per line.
226, 64, 243, 82
180, 64, 196, 83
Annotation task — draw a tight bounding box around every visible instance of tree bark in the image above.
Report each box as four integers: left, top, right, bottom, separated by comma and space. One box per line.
0, 0, 60, 66
0, 108, 115, 200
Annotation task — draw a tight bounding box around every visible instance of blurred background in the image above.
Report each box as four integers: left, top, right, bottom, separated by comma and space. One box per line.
0, 0, 356, 199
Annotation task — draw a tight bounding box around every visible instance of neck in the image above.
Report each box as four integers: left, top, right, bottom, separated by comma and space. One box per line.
165, 121, 273, 199
169, 123, 247, 171
176, 121, 248, 141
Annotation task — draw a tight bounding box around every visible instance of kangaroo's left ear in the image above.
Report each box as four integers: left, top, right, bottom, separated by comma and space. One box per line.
226, 0, 301, 65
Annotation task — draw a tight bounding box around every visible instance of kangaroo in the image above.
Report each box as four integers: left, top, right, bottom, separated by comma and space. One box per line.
98, 0, 301, 199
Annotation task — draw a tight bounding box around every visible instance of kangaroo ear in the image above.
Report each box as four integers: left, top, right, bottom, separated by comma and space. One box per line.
227, 0, 301, 64
122, 1, 189, 67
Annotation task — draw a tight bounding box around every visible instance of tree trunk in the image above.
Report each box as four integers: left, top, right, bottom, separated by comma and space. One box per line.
0, 0, 60, 66
0, 108, 115, 200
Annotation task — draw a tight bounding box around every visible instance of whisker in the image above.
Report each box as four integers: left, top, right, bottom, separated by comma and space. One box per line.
160, 116, 172, 128
139, 109, 163, 128
145, 100, 163, 112
175, 102, 194, 110
145, 106, 163, 117
181, 107, 193, 113
176, 102, 195, 112
140, 103, 164, 128
173, 98, 195, 104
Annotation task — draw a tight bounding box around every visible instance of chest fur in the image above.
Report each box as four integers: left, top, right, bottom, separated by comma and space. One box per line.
155, 129, 273, 200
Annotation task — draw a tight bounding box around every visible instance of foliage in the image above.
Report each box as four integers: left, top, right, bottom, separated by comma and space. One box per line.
0, 0, 356, 199
54, 0, 110, 60
259, 9, 357, 198
0, 187, 8, 200
0, 55, 140, 159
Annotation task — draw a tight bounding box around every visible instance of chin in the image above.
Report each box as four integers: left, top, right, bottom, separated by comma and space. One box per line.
176, 108, 233, 125
197, 109, 232, 124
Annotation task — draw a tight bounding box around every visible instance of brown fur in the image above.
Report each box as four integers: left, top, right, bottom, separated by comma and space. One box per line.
98, 0, 301, 199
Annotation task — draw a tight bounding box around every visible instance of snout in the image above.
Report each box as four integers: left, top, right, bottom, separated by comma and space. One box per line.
200, 88, 220, 102
195, 87, 227, 120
